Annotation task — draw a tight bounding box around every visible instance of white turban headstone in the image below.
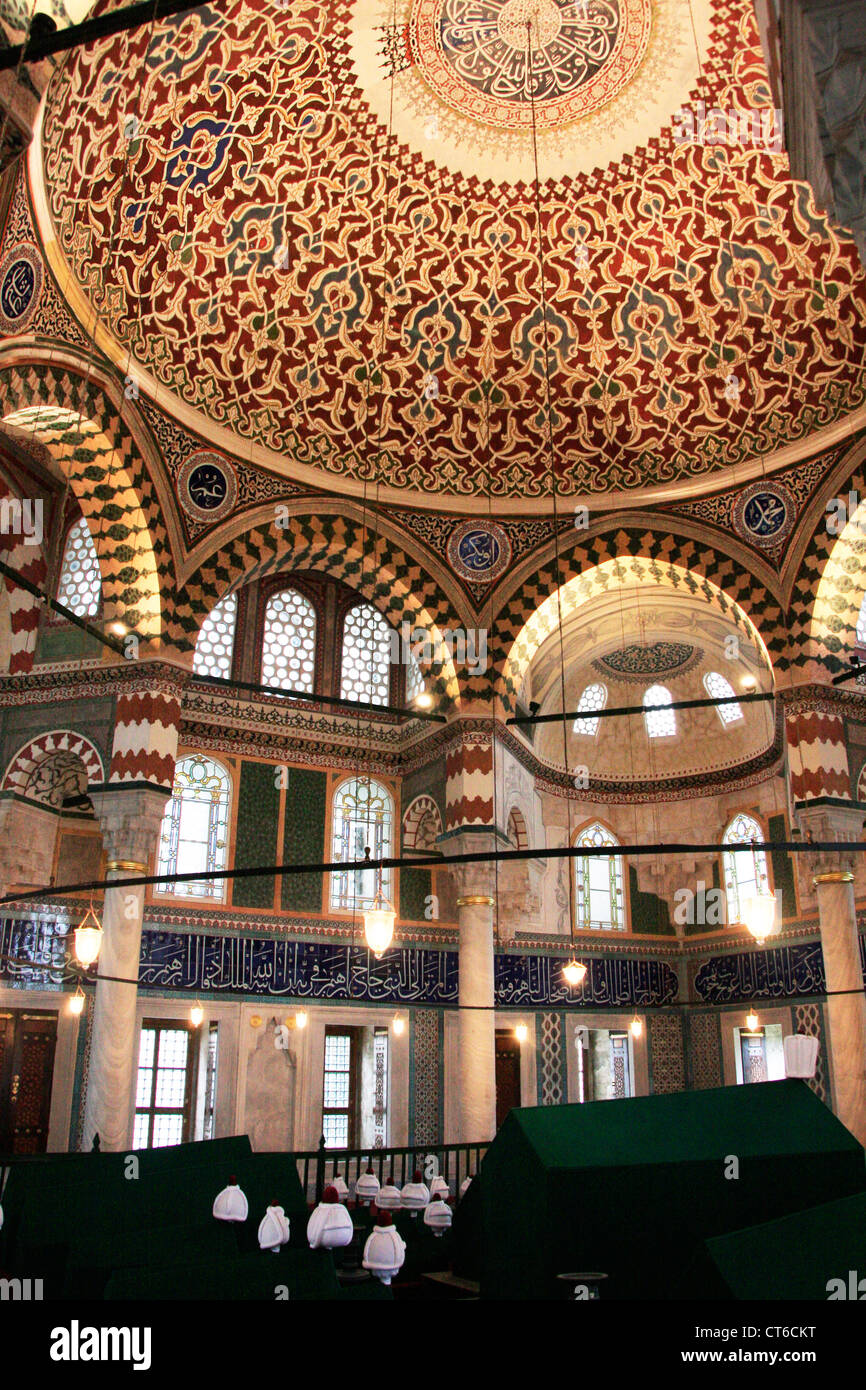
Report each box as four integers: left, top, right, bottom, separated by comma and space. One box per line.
213, 1176, 248, 1222
258, 1202, 290, 1253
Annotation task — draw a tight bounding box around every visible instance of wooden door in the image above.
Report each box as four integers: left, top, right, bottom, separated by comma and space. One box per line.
495, 1031, 521, 1129
0, 1011, 57, 1153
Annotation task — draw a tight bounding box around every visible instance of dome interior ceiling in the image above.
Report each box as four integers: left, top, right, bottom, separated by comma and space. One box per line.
32, 0, 866, 510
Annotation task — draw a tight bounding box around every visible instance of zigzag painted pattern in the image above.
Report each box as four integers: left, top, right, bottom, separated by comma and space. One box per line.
786, 712, 851, 800
108, 691, 182, 786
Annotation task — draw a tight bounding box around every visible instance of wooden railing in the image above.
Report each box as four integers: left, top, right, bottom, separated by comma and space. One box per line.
295, 1138, 489, 1203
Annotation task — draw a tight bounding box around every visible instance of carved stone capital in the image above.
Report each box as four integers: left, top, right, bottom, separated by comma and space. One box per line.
795, 800, 865, 879
89, 784, 171, 871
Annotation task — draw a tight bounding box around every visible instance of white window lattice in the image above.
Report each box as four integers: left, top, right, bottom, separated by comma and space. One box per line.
573, 682, 607, 736
857, 591, 866, 644
703, 670, 743, 725
574, 821, 625, 931
261, 588, 317, 693
643, 683, 676, 738
155, 755, 232, 902
722, 812, 770, 925
405, 651, 424, 701
56, 517, 101, 618
193, 592, 237, 680
341, 603, 392, 706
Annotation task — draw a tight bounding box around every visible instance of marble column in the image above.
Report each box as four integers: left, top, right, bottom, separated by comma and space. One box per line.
450, 838, 499, 1143
81, 785, 170, 1152
798, 802, 866, 1147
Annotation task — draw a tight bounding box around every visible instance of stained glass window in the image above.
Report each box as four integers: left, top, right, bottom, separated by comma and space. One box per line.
643, 684, 676, 738
56, 516, 101, 618
573, 682, 607, 736
573, 822, 625, 931
341, 603, 392, 705
194, 592, 237, 679
703, 670, 743, 725
133, 1023, 194, 1149
722, 812, 769, 925
155, 755, 231, 901
261, 588, 317, 693
330, 776, 393, 911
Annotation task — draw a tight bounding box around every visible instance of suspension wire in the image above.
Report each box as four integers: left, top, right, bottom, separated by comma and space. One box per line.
525, 18, 578, 955
1, 835, 859, 909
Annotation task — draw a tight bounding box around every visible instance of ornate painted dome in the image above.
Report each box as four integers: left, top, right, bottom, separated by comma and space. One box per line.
31, 0, 866, 511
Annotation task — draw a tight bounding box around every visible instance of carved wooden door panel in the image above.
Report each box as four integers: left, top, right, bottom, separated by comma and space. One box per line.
0, 1012, 57, 1153
495, 1031, 521, 1130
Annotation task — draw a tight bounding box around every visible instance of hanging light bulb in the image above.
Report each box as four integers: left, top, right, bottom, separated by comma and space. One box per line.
562, 958, 587, 987
68, 986, 85, 1016
294, 1008, 308, 1030
742, 892, 777, 943
745, 1010, 760, 1033
514, 1021, 529, 1044
412, 689, 434, 711
392, 1014, 406, 1036
363, 876, 396, 958
190, 1001, 204, 1028
73, 902, 103, 967
630, 1015, 643, 1038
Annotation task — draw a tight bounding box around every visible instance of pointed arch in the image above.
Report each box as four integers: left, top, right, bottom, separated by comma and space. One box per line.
175, 511, 465, 704
0, 362, 175, 641
495, 537, 777, 713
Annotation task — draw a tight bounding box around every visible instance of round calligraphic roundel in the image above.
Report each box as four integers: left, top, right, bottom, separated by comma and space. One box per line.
0, 243, 43, 336
178, 452, 238, 524
733, 481, 795, 548
410, 0, 652, 131
447, 520, 512, 582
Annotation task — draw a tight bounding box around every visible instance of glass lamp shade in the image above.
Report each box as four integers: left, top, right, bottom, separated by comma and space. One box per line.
294, 1009, 308, 1029
73, 906, 103, 967
190, 1001, 204, 1027
514, 1022, 529, 1044
745, 1011, 760, 1033
392, 1014, 406, 1035
562, 958, 587, 987
630, 1016, 643, 1038
363, 895, 396, 957
68, 988, 85, 1016
743, 892, 777, 942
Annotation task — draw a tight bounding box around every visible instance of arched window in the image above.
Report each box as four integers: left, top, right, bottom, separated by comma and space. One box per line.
643, 684, 676, 738
341, 603, 392, 705
331, 776, 393, 911
261, 588, 317, 693
574, 822, 625, 931
857, 591, 866, 644
56, 517, 101, 618
155, 755, 232, 901
703, 670, 743, 725
193, 592, 237, 680
722, 812, 770, 925
573, 682, 607, 736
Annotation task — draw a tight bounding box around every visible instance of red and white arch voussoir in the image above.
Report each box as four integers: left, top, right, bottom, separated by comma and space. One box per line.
2, 729, 105, 796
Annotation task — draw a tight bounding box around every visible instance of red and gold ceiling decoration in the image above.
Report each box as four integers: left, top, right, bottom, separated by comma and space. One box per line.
30, 0, 866, 512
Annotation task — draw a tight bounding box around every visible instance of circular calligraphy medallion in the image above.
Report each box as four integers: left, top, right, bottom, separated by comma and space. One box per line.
410, 0, 652, 131
733, 481, 795, 549
447, 519, 512, 582
0, 243, 43, 335
178, 451, 238, 524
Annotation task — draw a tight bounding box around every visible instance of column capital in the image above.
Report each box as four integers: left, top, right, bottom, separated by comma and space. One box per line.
795, 799, 865, 878
89, 783, 171, 869
437, 826, 509, 900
